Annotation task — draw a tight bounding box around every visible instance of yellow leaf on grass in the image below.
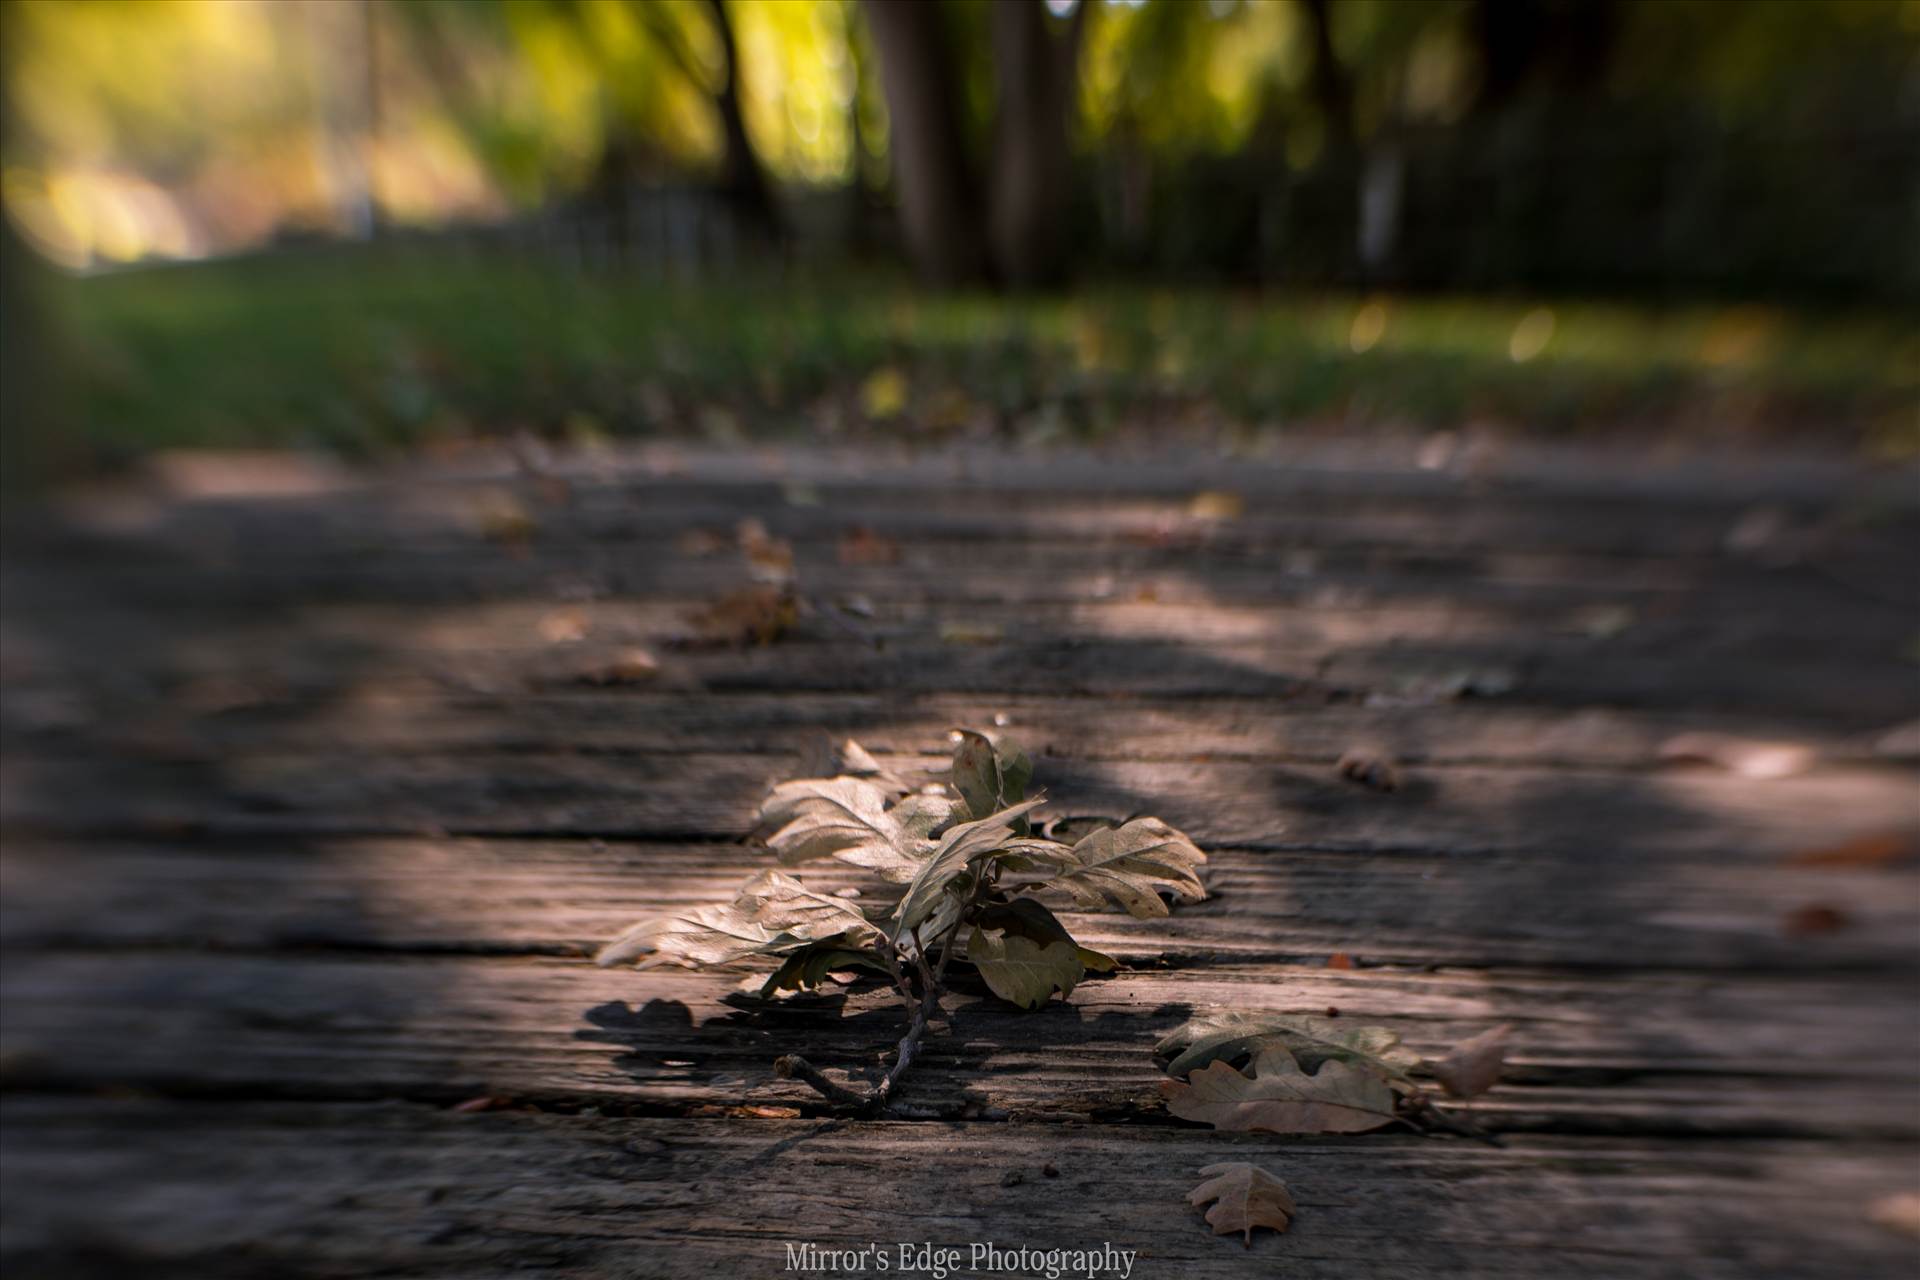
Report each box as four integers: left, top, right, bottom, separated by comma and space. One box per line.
861, 367, 909, 419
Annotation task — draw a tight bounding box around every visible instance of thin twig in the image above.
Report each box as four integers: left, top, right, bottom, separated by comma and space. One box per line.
777, 870, 993, 1115
773, 1054, 875, 1109
1400, 1092, 1505, 1147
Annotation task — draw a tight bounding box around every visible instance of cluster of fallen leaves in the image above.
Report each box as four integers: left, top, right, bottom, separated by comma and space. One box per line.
677, 518, 800, 647
599, 728, 1204, 1035
1161, 1014, 1509, 1244
600, 731, 1206, 1009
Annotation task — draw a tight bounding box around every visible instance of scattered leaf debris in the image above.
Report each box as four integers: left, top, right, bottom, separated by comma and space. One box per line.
539, 609, 589, 644
576, 648, 660, 685
1658, 732, 1813, 780
939, 621, 1005, 646
1337, 747, 1402, 791
838, 526, 901, 565
1186, 490, 1245, 521
1782, 903, 1850, 936
1784, 831, 1920, 870
686, 587, 797, 647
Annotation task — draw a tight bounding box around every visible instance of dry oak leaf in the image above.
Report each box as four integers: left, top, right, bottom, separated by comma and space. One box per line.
759, 777, 921, 881
1430, 1024, 1510, 1099
1154, 1011, 1419, 1086
968, 930, 1084, 1010
890, 798, 1048, 937
1001, 817, 1206, 918
1161, 1043, 1398, 1134
594, 869, 877, 969
1189, 1162, 1296, 1246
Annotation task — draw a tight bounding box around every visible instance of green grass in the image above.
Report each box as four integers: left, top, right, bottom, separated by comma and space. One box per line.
46, 245, 1920, 468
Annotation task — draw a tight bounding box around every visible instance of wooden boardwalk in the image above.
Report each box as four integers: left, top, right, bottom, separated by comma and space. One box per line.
3, 441, 1917, 1278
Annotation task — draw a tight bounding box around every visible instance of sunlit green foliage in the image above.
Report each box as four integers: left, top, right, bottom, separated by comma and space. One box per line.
6, 0, 1913, 266
46, 248, 1916, 467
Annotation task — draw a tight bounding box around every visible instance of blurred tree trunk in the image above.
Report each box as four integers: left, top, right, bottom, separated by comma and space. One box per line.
988, 0, 1086, 289
0, 214, 55, 488
1, 1, 67, 488
700, 0, 781, 239
862, 0, 987, 285
1295, 0, 1359, 280
622, 0, 781, 242
1469, 0, 1621, 114
1298, 0, 1354, 147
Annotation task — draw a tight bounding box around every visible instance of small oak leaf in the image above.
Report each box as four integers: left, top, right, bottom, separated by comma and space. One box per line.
1155, 1012, 1420, 1085
1189, 1162, 1296, 1246
1161, 1044, 1398, 1134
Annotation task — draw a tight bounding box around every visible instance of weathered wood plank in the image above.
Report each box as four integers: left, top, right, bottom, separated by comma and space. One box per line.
8, 692, 1904, 777
14, 593, 1908, 665
4, 837, 1914, 974
9, 636, 1909, 723
6, 1099, 1916, 1279
5, 751, 1912, 857
3, 951, 1914, 1138
9, 530, 1906, 621
31, 448, 1920, 554
7, 591, 1910, 715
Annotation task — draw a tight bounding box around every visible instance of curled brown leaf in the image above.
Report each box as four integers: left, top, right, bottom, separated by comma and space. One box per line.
1430, 1024, 1510, 1099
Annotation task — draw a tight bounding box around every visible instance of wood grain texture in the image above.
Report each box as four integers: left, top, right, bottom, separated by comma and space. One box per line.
5, 442, 1917, 1278
5, 1099, 1918, 1280
4, 836, 1916, 973
5, 751, 1913, 858
3, 950, 1915, 1139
